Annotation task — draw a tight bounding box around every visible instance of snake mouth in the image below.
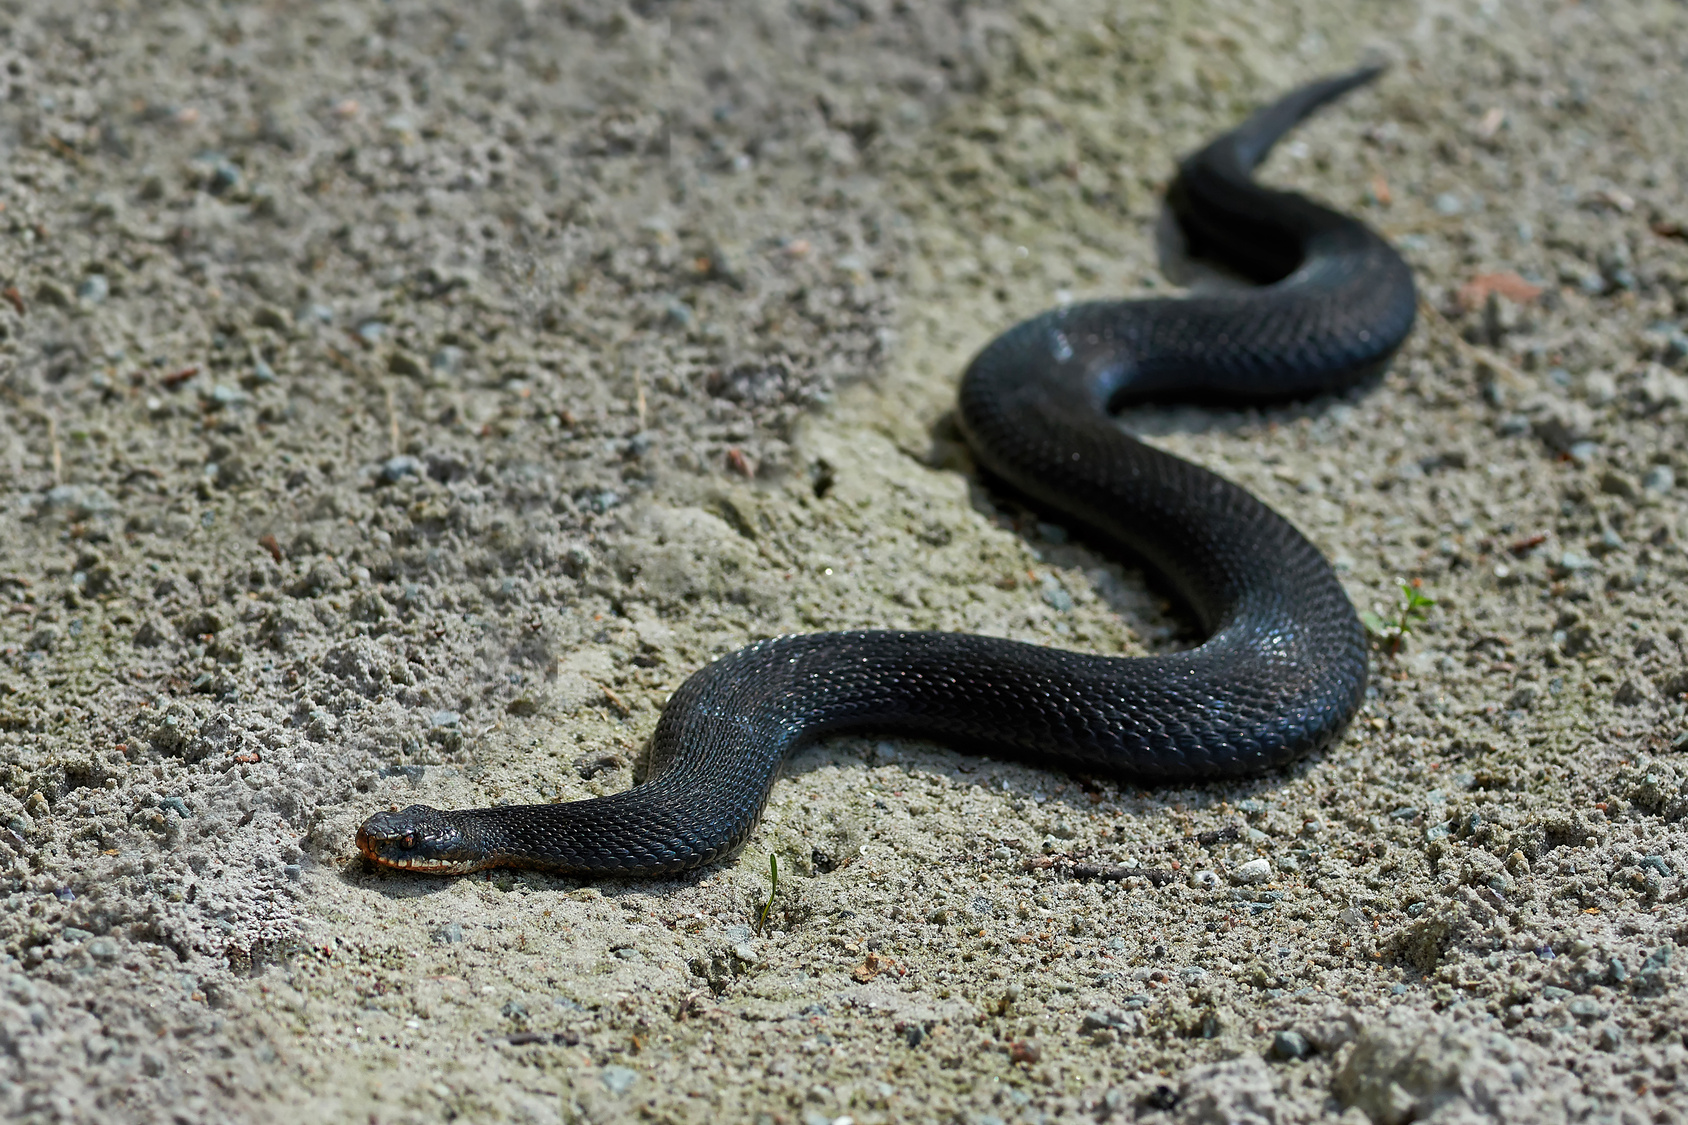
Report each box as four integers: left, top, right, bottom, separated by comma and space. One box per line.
358, 849, 487, 876
356, 808, 493, 875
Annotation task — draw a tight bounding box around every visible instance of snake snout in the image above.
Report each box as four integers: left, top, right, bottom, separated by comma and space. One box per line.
356, 805, 483, 872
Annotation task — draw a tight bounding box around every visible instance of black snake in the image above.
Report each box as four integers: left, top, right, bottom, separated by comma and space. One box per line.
357, 67, 1416, 876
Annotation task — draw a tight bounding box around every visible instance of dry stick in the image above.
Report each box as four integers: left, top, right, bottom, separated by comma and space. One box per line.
1414, 296, 1533, 392
755, 854, 779, 934
385, 381, 401, 459
46, 414, 61, 486
613, 327, 647, 431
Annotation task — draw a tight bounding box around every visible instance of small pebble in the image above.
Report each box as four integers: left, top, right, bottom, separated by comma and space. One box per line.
1643, 466, 1675, 493
430, 710, 461, 729
1599, 470, 1638, 500
380, 455, 423, 483
1566, 996, 1604, 1022
431, 345, 465, 374
600, 1066, 637, 1095
77, 275, 109, 303
1641, 946, 1671, 979
253, 305, 290, 331
432, 922, 464, 944
1040, 579, 1072, 612
1614, 678, 1652, 705
207, 384, 246, 409
200, 156, 241, 195
1081, 1009, 1136, 1033
1271, 1029, 1312, 1061
1664, 332, 1688, 366
663, 298, 694, 328
1231, 858, 1272, 885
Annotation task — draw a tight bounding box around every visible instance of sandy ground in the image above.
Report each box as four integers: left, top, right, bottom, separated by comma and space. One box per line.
2, 0, 1688, 1122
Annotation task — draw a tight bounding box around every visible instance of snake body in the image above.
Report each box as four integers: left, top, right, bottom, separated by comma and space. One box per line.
357, 68, 1416, 877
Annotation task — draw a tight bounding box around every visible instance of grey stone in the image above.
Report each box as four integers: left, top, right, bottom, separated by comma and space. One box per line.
1566, 996, 1603, 1021
1614, 677, 1653, 705
1172, 1056, 1285, 1124
380, 455, 423, 483
1336, 1011, 1580, 1125
1271, 1029, 1311, 1060
1231, 858, 1272, 885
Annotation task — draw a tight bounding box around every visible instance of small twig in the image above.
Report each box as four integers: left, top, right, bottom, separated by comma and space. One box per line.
1415, 296, 1530, 391
634, 369, 648, 431
755, 853, 779, 934
322, 344, 362, 376
674, 989, 704, 1021
385, 381, 400, 459
46, 414, 61, 486
599, 684, 631, 717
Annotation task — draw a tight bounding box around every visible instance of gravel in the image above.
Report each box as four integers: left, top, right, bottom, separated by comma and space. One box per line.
1, 0, 1686, 1123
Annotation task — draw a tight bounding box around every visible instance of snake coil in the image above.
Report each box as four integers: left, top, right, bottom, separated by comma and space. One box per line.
357, 67, 1416, 876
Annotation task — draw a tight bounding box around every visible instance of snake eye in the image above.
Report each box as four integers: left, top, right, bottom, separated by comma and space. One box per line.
402, 833, 414, 849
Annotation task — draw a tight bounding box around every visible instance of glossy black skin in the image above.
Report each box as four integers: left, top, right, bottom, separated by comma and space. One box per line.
356, 67, 1415, 877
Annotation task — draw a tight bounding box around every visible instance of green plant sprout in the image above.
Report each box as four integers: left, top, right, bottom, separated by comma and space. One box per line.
1361, 577, 1435, 654
755, 853, 780, 934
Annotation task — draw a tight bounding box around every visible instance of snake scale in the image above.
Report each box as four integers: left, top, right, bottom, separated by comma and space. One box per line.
357, 66, 1417, 876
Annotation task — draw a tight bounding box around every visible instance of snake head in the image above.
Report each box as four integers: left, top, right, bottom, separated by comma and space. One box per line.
356, 805, 489, 874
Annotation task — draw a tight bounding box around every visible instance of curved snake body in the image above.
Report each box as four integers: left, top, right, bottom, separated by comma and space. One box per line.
357, 67, 1416, 876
